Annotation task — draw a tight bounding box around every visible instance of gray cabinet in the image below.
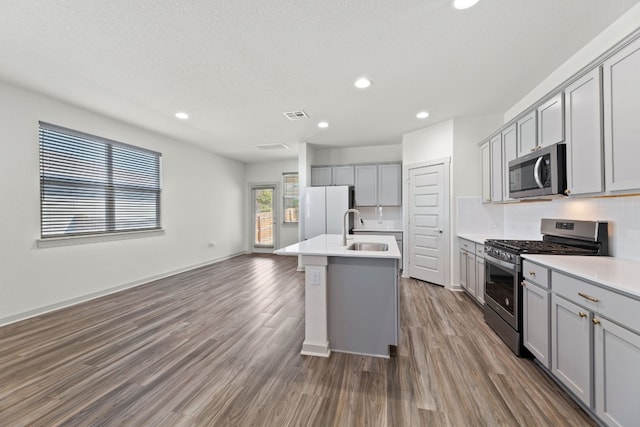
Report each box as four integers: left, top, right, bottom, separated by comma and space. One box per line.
458, 238, 484, 305
549, 269, 640, 424
355, 164, 378, 205
501, 124, 517, 202
594, 316, 640, 427
332, 165, 355, 186
603, 37, 640, 193
378, 164, 401, 206
481, 141, 491, 202
565, 68, 604, 195
355, 163, 401, 207
551, 293, 592, 407
517, 110, 538, 157
311, 166, 332, 186
311, 165, 355, 186
522, 260, 550, 369
490, 134, 503, 203
537, 93, 565, 148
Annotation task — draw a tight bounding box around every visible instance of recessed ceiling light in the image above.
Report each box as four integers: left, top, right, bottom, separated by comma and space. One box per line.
318, 121, 329, 128
452, 0, 480, 10
354, 78, 371, 89
175, 112, 189, 120
416, 111, 430, 119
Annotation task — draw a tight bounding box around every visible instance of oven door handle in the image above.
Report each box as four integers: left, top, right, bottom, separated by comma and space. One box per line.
533, 156, 544, 189
485, 255, 519, 272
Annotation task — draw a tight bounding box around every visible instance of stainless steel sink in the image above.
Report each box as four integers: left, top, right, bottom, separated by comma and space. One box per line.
346, 242, 388, 251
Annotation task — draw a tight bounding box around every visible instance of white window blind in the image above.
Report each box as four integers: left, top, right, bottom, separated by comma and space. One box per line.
39, 122, 162, 238
283, 172, 299, 223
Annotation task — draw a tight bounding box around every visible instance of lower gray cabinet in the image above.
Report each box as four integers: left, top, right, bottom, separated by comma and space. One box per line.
551, 293, 593, 407
594, 316, 640, 427
523, 280, 550, 369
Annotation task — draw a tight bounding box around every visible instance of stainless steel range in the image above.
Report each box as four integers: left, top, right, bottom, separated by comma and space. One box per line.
483, 218, 609, 356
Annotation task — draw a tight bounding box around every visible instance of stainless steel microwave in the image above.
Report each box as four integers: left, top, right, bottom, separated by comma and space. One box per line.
508, 143, 567, 199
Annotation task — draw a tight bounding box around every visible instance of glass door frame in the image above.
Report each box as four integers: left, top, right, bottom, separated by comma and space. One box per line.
250, 182, 279, 253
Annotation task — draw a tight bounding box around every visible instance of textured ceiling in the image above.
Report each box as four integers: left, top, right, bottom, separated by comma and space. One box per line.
1, 0, 639, 162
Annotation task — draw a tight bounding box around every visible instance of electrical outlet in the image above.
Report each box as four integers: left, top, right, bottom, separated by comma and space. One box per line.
309, 270, 321, 285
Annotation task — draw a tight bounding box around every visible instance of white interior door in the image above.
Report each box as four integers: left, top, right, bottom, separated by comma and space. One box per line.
408, 162, 449, 286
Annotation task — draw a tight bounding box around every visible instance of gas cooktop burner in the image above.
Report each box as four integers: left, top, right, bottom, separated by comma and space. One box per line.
486, 239, 595, 255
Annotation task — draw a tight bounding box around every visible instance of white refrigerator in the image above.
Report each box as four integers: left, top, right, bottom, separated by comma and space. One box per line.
303, 186, 354, 239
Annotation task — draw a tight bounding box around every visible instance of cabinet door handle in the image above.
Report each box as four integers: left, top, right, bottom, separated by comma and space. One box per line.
578, 311, 587, 318
592, 318, 601, 325
521, 281, 526, 287
528, 271, 536, 277
578, 292, 599, 303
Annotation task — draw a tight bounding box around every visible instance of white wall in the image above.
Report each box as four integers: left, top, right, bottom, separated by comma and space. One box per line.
314, 144, 401, 165
245, 159, 299, 249
0, 80, 246, 325
505, 3, 640, 122
402, 120, 454, 163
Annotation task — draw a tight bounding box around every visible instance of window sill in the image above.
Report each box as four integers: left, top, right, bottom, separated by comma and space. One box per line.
36, 229, 165, 248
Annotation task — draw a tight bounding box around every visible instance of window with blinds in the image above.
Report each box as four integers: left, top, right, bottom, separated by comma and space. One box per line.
282, 172, 299, 223
39, 122, 162, 238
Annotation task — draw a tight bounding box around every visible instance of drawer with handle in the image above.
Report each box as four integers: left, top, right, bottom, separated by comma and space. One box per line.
523, 260, 549, 288
552, 271, 640, 334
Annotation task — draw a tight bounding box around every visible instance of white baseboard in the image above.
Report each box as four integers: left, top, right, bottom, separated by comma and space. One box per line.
0, 251, 247, 328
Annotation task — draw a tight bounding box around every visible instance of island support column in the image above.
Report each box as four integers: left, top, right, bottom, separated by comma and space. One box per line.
301, 255, 330, 357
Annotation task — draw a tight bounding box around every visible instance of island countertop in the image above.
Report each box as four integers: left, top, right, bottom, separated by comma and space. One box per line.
275, 233, 401, 259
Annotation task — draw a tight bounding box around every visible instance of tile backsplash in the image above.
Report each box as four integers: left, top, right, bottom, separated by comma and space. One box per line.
457, 196, 640, 261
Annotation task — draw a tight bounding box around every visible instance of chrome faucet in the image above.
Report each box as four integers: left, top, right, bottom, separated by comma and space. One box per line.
343, 209, 360, 246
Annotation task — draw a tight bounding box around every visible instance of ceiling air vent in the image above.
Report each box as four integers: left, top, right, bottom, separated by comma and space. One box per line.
283, 110, 309, 120
255, 143, 290, 150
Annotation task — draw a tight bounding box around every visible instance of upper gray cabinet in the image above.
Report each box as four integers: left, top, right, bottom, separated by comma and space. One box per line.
480, 141, 491, 203
603, 37, 640, 193
311, 166, 332, 186
332, 165, 355, 186
565, 68, 603, 196
355, 164, 378, 205
537, 93, 565, 148
490, 134, 503, 203
355, 163, 401, 206
311, 165, 355, 186
501, 124, 517, 202
378, 163, 401, 206
517, 111, 538, 157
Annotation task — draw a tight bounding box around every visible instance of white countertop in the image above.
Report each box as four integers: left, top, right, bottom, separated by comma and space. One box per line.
457, 233, 503, 245
522, 255, 640, 299
275, 234, 401, 259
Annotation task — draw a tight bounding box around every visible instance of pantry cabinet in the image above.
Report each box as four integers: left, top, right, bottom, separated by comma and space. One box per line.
565, 68, 604, 195
603, 37, 640, 193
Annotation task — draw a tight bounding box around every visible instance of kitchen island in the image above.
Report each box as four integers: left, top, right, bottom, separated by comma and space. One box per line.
275, 234, 401, 358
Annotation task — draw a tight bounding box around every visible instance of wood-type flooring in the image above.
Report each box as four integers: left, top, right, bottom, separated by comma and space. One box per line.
0, 254, 595, 426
